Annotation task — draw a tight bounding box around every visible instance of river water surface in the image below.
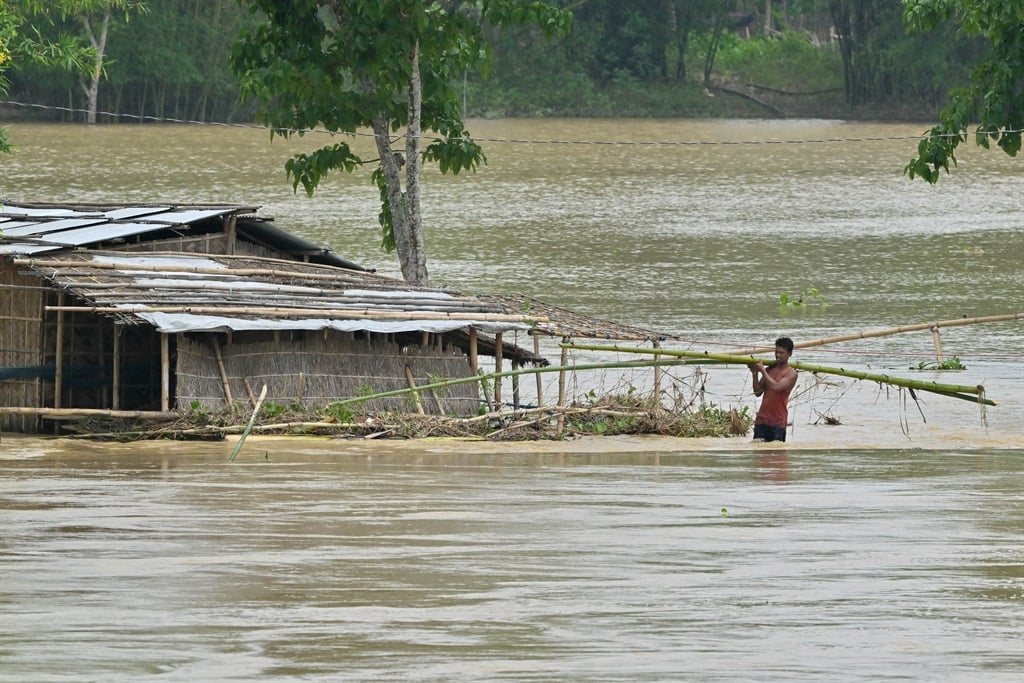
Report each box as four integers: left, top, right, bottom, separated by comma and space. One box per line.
1, 119, 1022, 680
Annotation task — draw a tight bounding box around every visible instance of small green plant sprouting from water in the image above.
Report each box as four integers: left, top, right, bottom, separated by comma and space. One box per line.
911, 356, 967, 371
779, 287, 827, 309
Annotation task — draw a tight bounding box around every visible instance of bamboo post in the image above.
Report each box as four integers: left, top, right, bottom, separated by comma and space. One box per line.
533, 332, 543, 408
112, 325, 121, 410
430, 388, 446, 416
512, 361, 521, 410
558, 339, 568, 407
557, 339, 569, 435
405, 365, 425, 415
930, 325, 944, 363
652, 341, 662, 413
98, 319, 107, 408
468, 328, 478, 373
224, 214, 237, 255
54, 293, 64, 410
243, 377, 257, 406
212, 338, 233, 406
160, 333, 170, 412
494, 332, 503, 411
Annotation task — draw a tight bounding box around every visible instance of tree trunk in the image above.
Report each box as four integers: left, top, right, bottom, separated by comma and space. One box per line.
404, 40, 428, 286
370, 41, 429, 287
704, 13, 727, 86
78, 5, 112, 125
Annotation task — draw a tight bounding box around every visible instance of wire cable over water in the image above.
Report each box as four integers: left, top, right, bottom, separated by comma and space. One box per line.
5, 100, 1021, 148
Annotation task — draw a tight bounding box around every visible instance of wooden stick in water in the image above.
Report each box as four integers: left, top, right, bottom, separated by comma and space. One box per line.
229, 384, 268, 462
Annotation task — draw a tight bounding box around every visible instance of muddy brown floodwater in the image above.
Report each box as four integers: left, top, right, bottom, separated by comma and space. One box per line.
1, 435, 1022, 681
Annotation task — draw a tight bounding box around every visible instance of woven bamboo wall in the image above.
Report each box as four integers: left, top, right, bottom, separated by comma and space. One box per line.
0, 264, 44, 433
120, 233, 230, 255
175, 330, 480, 416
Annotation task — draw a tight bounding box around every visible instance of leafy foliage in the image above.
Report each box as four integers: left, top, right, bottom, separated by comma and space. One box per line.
230, 0, 570, 283
903, 0, 1024, 182
911, 356, 967, 371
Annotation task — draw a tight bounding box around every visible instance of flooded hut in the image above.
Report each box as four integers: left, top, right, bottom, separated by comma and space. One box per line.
0, 202, 542, 434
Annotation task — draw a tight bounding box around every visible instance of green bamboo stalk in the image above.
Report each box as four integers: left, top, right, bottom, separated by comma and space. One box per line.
561, 343, 997, 406
327, 359, 696, 408
229, 384, 268, 461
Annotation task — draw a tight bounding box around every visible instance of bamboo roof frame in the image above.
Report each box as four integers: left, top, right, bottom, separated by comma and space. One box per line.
13, 252, 683, 342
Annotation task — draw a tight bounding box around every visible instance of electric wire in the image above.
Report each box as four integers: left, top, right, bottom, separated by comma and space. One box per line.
4, 100, 1021, 148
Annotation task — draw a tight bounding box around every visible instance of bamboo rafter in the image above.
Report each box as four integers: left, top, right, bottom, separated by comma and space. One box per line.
732, 314, 1023, 355
13, 256, 453, 291
43, 304, 548, 323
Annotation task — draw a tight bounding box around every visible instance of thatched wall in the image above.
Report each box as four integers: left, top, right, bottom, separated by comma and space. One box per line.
0, 264, 44, 433
175, 330, 480, 416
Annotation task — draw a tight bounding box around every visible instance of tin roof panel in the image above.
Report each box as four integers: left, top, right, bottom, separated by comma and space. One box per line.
0, 220, 36, 230
104, 206, 172, 220
3, 218, 108, 237
0, 242, 59, 255
36, 221, 185, 246
143, 209, 235, 224
0, 206, 83, 218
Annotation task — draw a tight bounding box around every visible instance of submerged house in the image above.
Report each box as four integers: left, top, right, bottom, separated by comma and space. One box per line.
1, 201, 558, 434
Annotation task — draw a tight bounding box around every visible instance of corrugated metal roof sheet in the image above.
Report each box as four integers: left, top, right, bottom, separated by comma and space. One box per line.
0, 242, 55, 255
103, 206, 172, 220
140, 208, 238, 225
17, 221, 188, 247
0, 201, 366, 270
2, 217, 107, 236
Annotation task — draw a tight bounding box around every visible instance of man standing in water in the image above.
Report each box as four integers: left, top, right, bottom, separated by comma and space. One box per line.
749, 337, 798, 442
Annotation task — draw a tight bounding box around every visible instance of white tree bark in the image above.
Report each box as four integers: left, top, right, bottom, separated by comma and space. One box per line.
79, 4, 112, 125
404, 40, 427, 286
371, 40, 429, 286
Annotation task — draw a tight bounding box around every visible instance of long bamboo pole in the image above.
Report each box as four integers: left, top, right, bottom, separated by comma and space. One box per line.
732, 313, 1022, 355
14, 257, 441, 287
326, 359, 710, 409
44, 305, 546, 323
0, 407, 177, 419
561, 343, 996, 405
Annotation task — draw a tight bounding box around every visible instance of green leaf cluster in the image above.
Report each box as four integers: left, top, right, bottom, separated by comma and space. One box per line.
903, 0, 1023, 182
230, 0, 569, 257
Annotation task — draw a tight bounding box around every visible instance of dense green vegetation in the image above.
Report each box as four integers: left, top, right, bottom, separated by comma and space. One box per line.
0, 0, 991, 123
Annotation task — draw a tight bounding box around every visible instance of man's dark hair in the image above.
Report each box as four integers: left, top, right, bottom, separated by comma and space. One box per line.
775, 336, 794, 353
